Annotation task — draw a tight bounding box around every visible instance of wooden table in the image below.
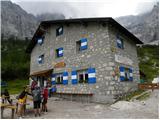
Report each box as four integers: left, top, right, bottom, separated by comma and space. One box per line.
0, 103, 16, 119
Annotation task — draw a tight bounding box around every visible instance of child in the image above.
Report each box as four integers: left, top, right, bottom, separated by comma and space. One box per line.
42, 86, 48, 112
18, 86, 32, 118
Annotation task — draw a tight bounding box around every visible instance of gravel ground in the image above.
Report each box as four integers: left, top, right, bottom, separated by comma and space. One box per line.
2, 90, 159, 119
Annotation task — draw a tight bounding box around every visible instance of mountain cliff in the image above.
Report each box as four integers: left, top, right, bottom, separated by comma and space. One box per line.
1, 1, 65, 40
1, 1, 38, 40
116, 3, 159, 43
1, 1, 159, 43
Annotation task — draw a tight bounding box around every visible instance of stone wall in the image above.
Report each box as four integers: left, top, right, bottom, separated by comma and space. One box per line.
30, 22, 140, 103
108, 24, 140, 96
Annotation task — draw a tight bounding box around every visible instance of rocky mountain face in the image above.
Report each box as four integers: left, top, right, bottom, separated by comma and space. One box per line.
1, 1, 65, 40
1, 1, 38, 40
1, 1, 159, 43
116, 3, 159, 44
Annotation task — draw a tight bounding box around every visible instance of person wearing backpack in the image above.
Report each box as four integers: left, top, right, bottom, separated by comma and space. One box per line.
32, 86, 42, 117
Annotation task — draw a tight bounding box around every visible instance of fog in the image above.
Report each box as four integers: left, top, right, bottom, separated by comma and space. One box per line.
11, 0, 158, 18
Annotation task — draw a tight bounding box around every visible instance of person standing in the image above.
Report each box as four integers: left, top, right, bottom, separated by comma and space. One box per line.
51, 85, 57, 97
2, 89, 12, 104
17, 86, 32, 118
31, 80, 37, 91
32, 86, 42, 117
42, 86, 48, 112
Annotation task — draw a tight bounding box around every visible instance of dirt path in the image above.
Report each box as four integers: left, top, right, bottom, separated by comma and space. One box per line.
2, 90, 159, 119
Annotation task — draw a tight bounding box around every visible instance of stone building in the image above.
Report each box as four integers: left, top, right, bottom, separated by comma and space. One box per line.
26, 17, 143, 103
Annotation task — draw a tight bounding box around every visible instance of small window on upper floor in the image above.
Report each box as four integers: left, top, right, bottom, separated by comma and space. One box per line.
37, 54, 44, 64
37, 36, 45, 45
76, 38, 88, 52
116, 36, 124, 49
56, 47, 63, 58
56, 26, 63, 36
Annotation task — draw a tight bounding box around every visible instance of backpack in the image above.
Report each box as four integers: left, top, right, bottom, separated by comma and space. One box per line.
33, 89, 41, 101
18, 91, 26, 99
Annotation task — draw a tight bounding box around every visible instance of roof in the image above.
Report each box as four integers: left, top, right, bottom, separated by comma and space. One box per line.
30, 69, 53, 77
26, 17, 143, 53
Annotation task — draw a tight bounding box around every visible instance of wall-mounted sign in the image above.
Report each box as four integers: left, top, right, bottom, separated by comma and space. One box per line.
54, 61, 66, 68
115, 54, 133, 66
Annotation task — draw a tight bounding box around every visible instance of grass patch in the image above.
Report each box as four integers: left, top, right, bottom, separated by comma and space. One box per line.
120, 89, 145, 101
137, 45, 159, 83
1, 79, 29, 95
136, 92, 150, 101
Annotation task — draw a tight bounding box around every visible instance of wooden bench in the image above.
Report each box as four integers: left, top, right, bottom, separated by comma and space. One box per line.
55, 92, 93, 103
0, 103, 16, 119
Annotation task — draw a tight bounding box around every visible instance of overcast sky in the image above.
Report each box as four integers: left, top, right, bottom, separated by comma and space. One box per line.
11, 0, 158, 18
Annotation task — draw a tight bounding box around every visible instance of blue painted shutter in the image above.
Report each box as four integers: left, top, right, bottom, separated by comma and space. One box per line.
88, 68, 96, 84
116, 37, 123, 49
119, 66, 125, 81
56, 26, 63, 36
37, 37, 44, 45
129, 68, 133, 81
51, 74, 56, 85
63, 72, 68, 85
80, 38, 88, 50
71, 71, 77, 85
37, 57, 42, 64
58, 47, 63, 57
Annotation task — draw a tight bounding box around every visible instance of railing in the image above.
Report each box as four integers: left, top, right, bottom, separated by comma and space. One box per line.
138, 83, 159, 90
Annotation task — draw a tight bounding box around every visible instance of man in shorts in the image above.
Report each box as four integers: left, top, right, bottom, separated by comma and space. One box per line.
32, 86, 41, 117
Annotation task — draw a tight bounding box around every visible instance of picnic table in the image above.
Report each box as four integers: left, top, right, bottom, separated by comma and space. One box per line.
0, 103, 16, 119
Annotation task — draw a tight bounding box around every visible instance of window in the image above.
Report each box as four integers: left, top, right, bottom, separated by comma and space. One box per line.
55, 74, 63, 84
116, 36, 124, 49
37, 54, 44, 64
76, 38, 88, 52
37, 36, 45, 45
77, 70, 88, 83
56, 26, 63, 36
56, 47, 63, 58
124, 68, 130, 81
76, 40, 81, 51
119, 66, 133, 81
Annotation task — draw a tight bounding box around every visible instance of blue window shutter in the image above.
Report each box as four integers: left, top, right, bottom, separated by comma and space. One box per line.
37, 37, 44, 45
80, 38, 88, 50
116, 37, 123, 49
129, 68, 133, 81
119, 66, 125, 81
63, 72, 68, 85
58, 47, 63, 57
88, 68, 96, 84
37, 57, 42, 64
51, 74, 56, 85
56, 26, 63, 36
71, 71, 77, 85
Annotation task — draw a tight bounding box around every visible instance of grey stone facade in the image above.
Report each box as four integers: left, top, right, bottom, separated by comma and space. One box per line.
28, 18, 142, 103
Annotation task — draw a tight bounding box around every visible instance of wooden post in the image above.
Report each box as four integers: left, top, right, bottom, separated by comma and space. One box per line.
11, 108, 15, 119
1, 107, 4, 119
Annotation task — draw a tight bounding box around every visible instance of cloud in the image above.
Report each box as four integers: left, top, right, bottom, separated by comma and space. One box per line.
11, 0, 158, 18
